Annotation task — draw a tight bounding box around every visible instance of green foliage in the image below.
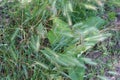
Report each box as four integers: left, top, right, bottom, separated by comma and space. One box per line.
108, 12, 116, 21
0, 0, 114, 80
106, 0, 120, 7
69, 67, 85, 80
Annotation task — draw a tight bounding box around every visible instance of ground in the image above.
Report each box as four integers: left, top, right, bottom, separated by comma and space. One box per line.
86, 21, 120, 80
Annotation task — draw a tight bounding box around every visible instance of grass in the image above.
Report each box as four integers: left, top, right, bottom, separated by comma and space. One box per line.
0, 0, 120, 80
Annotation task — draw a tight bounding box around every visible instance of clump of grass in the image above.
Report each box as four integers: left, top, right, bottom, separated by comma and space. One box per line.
0, 0, 119, 80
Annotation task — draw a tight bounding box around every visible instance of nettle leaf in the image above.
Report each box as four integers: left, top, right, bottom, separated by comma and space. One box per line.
47, 16, 110, 80
69, 66, 85, 80
73, 16, 106, 30
87, 17, 106, 29
70, 17, 110, 55
47, 17, 73, 45
47, 30, 61, 45
64, 44, 88, 55
53, 18, 72, 36
80, 16, 106, 29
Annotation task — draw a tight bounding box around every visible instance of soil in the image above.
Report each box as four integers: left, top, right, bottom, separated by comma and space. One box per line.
85, 7, 120, 80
